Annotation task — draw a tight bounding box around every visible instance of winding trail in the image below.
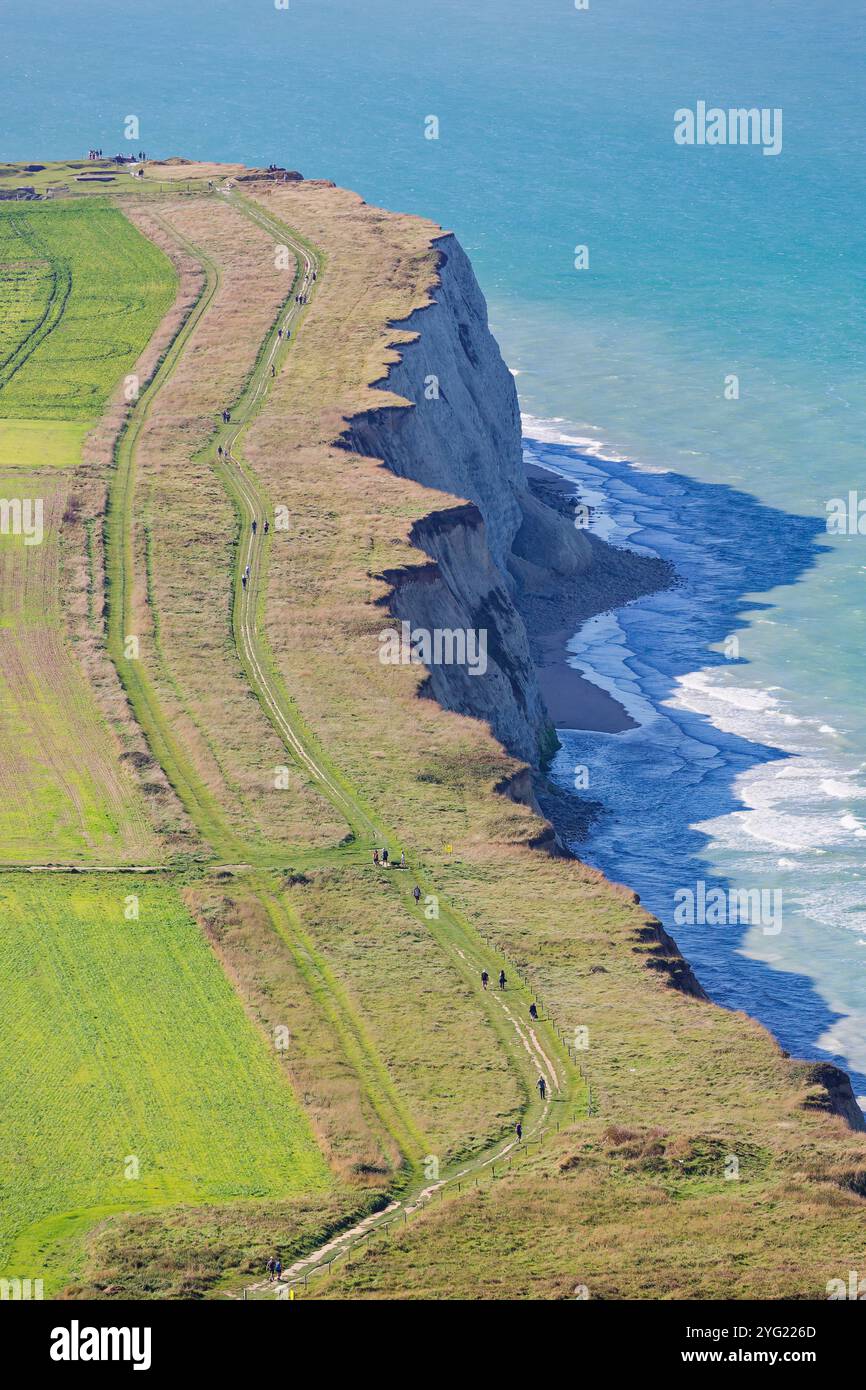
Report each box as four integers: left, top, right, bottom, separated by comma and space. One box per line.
104, 187, 584, 1296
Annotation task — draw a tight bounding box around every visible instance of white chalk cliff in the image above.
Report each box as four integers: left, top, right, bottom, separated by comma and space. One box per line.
342, 233, 666, 765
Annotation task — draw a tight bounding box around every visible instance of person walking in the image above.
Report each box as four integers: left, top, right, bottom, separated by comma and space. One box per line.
382, 848, 389, 866
413, 885, 421, 904
481, 970, 489, 990
400, 850, 405, 868
515, 1121, 522, 1142
498, 969, 506, 990
529, 1002, 538, 1022
373, 848, 379, 866
537, 1075, 546, 1101
274, 1257, 282, 1281
266, 1256, 276, 1282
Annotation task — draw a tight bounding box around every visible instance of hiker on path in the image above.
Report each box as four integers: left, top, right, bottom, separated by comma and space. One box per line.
481, 970, 489, 990
252, 519, 257, 534
515, 1122, 522, 1142
271, 364, 275, 377
537, 1076, 546, 1101
278, 328, 283, 339
498, 969, 506, 991
382, 848, 389, 865
274, 1258, 282, 1281
242, 574, 247, 590
413, 885, 421, 904
264, 519, 270, 534
266, 1256, 276, 1282
529, 1002, 538, 1022
217, 446, 223, 457
373, 849, 379, 866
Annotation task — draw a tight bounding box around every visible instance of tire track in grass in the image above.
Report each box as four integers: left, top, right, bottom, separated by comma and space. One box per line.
0, 218, 71, 392
202, 195, 584, 1293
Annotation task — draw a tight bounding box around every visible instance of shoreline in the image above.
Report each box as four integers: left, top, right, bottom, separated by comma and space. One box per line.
521, 460, 667, 735
524, 425, 866, 1108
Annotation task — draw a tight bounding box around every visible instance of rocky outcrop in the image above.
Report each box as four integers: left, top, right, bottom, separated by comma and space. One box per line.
797, 1061, 866, 1133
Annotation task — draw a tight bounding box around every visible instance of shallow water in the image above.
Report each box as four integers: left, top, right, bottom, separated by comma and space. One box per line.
528, 419, 866, 1101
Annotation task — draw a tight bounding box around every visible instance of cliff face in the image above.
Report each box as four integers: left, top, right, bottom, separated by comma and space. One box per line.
342, 236, 592, 582
379, 503, 554, 766
342, 233, 645, 764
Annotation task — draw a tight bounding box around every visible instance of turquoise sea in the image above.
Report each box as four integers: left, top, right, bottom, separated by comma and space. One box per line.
6, 0, 866, 1095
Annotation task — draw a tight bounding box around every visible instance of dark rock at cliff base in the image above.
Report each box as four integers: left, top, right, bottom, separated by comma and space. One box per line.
534, 778, 602, 844
632, 919, 708, 1000
796, 1060, 866, 1132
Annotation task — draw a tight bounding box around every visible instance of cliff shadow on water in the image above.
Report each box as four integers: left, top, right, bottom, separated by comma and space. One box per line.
533, 437, 866, 1113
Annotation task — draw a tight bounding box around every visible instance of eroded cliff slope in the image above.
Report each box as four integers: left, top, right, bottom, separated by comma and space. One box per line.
340, 231, 671, 764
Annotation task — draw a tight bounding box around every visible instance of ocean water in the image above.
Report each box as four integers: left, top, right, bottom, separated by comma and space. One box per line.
5, 0, 866, 1090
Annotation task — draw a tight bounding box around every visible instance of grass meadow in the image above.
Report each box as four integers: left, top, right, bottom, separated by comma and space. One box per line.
0, 474, 158, 862
0, 199, 176, 424
0, 875, 331, 1293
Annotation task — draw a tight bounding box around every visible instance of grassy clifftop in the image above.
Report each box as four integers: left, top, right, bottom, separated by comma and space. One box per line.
2, 161, 864, 1299
235, 174, 866, 1298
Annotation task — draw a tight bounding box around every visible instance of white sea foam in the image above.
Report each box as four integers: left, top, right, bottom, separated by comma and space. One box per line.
523, 409, 866, 1088
522, 412, 632, 463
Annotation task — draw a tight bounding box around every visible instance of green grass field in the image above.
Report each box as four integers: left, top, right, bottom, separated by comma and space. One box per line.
0, 218, 54, 371
0, 474, 159, 863
0, 418, 92, 468
0, 876, 331, 1292
0, 197, 179, 860
0, 200, 176, 465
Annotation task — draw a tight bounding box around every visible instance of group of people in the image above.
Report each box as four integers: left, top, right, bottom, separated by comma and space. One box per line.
372, 847, 406, 868
265, 1256, 283, 1282
86, 149, 148, 163
478, 971, 548, 1111
480, 968, 508, 992
513, 1072, 547, 1142
240, 519, 270, 589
